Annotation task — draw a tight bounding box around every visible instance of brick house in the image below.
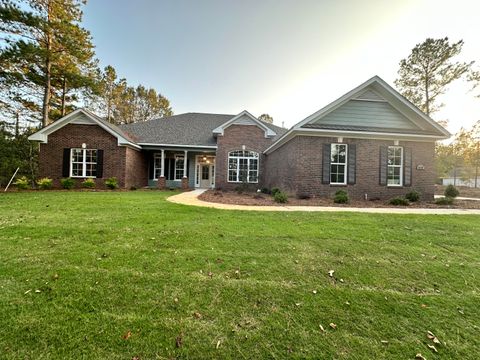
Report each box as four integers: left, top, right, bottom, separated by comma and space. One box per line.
29, 76, 450, 200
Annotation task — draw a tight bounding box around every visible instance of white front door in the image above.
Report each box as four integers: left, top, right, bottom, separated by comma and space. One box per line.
195, 155, 215, 188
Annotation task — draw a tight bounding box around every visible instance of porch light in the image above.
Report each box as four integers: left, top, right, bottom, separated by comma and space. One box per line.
206, 160, 210, 164
203, 156, 207, 161
81, 143, 87, 149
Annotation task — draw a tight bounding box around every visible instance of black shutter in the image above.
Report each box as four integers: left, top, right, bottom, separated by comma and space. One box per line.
347, 144, 356, 185
62, 148, 70, 177
96, 150, 104, 178
164, 158, 171, 180
186, 159, 190, 177
379, 145, 387, 186
404, 147, 412, 187
322, 143, 331, 184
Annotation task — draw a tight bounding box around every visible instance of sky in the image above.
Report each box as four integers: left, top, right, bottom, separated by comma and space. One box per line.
82, 0, 480, 134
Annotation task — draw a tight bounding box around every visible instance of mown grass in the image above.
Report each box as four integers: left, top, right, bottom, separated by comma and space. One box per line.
1, 191, 479, 359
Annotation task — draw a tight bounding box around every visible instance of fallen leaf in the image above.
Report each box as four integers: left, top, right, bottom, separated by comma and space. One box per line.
427, 344, 438, 353
421, 304, 428, 308
339, 278, 344, 283
381, 340, 389, 344
193, 312, 202, 319
415, 353, 426, 360
176, 334, 183, 348
319, 325, 325, 332
24, 289, 31, 295
132, 357, 140, 360
35, 289, 41, 293
122, 331, 132, 340
208, 271, 213, 278
312, 290, 317, 294
216, 340, 221, 349
174, 297, 179, 303
427, 331, 435, 339
345, 301, 350, 305
328, 270, 334, 277
52, 273, 59, 280
295, 302, 301, 307
432, 337, 441, 345
329, 323, 337, 330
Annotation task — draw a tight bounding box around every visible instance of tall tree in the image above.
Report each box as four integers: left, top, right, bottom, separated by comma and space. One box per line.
258, 113, 273, 124
395, 37, 472, 116
0, 0, 96, 127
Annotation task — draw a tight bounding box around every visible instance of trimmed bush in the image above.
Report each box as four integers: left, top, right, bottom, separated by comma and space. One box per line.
260, 187, 271, 194
271, 187, 281, 196
405, 190, 420, 202
273, 191, 288, 203
37, 177, 53, 190
60, 178, 75, 189
444, 184, 459, 198
82, 178, 95, 188
333, 190, 349, 204
14, 176, 30, 190
389, 197, 409, 206
435, 196, 454, 205
105, 177, 118, 190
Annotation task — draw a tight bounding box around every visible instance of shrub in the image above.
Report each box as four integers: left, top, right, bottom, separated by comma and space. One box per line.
130, 186, 137, 191
273, 191, 288, 203
389, 197, 409, 206
444, 184, 459, 198
405, 190, 420, 202
37, 177, 53, 190
14, 176, 30, 190
105, 177, 118, 190
82, 178, 95, 188
60, 178, 75, 189
271, 187, 281, 196
435, 196, 454, 205
333, 190, 349, 204
296, 192, 311, 200
260, 187, 271, 194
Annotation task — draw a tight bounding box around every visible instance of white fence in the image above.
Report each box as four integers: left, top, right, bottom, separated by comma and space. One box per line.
442, 177, 480, 188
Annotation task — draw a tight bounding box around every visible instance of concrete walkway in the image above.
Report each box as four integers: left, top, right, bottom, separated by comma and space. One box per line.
434, 194, 480, 201
167, 189, 480, 215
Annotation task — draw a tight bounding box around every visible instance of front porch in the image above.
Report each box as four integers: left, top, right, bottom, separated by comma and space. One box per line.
145, 148, 216, 189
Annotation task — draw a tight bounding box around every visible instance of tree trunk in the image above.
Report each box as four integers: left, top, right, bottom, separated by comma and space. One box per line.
61, 76, 67, 117
42, 58, 51, 127
424, 79, 430, 116
15, 111, 20, 138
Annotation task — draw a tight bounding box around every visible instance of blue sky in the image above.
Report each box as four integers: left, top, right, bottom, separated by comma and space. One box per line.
83, 0, 480, 132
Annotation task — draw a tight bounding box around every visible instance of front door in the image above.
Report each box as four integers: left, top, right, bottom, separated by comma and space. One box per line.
200, 164, 211, 188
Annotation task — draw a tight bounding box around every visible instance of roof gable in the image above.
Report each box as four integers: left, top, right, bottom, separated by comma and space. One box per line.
212, 110, 277, 138
28, 108, 140, 148
295, 76, 450, 137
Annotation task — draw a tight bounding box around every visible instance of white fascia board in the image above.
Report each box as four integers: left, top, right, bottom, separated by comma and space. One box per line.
264, 128, 448, 154
291, 75, 451, 138
138, 143, 217, 149
213, 110, 276, 138
27, 108, 141, 149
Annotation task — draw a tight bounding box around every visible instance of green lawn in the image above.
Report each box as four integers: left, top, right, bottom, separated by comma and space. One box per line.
1, 191, 479, 359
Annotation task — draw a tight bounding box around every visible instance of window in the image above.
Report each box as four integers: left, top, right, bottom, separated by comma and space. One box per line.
330, 144, 347, 184
71, 148, 97, 178
387, 146, 403, 186
175, 155, 185, 180
154, 154, 162, 179
228, 150, 259, 183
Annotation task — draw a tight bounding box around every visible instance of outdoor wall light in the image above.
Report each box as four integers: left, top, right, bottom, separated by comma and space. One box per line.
81, 143, 87, 149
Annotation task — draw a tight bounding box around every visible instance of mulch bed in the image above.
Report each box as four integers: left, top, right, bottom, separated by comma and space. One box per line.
199, 190, 480, 209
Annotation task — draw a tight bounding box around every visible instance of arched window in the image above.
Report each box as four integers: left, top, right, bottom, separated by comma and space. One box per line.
228, 150, 259, 183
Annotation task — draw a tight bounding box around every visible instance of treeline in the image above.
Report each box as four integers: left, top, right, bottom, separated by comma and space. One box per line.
0, 0, 172, 134
436, 122, 480, 186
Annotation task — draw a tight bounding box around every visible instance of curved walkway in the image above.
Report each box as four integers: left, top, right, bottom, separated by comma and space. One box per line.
167, 189, 480, 215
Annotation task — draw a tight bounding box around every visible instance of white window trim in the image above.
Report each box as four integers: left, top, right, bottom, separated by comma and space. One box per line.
330, 143, 348, 185
70, 148, 97, 178
153, 153, 162, 180
387, 146, 403, 187
174, 154, 185, 181
227, 150, 259, 183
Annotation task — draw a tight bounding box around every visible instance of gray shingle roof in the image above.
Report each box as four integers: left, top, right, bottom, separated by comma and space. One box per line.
119, 112, 287, 146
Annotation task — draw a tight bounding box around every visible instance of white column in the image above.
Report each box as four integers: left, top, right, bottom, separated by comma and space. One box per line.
183, 150, 188, 177
160, 149, 165, 177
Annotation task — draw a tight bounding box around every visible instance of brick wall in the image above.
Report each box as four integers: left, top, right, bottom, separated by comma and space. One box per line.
38, 124, 135, 188
215, 125, 274, 190
264, 135, 436, 200
125, 147, 148, 189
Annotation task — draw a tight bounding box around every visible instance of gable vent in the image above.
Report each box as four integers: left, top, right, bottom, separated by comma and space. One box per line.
354, 89, 386, 102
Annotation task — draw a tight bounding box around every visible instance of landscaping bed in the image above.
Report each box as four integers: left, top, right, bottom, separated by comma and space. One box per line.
199, 189, 480, 209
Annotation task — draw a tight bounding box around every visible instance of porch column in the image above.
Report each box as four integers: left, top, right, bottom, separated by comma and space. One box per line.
160, 149, 165, 177
183, 150, 188, 177
181, 150, 189, 190
158, 149, 166, 189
